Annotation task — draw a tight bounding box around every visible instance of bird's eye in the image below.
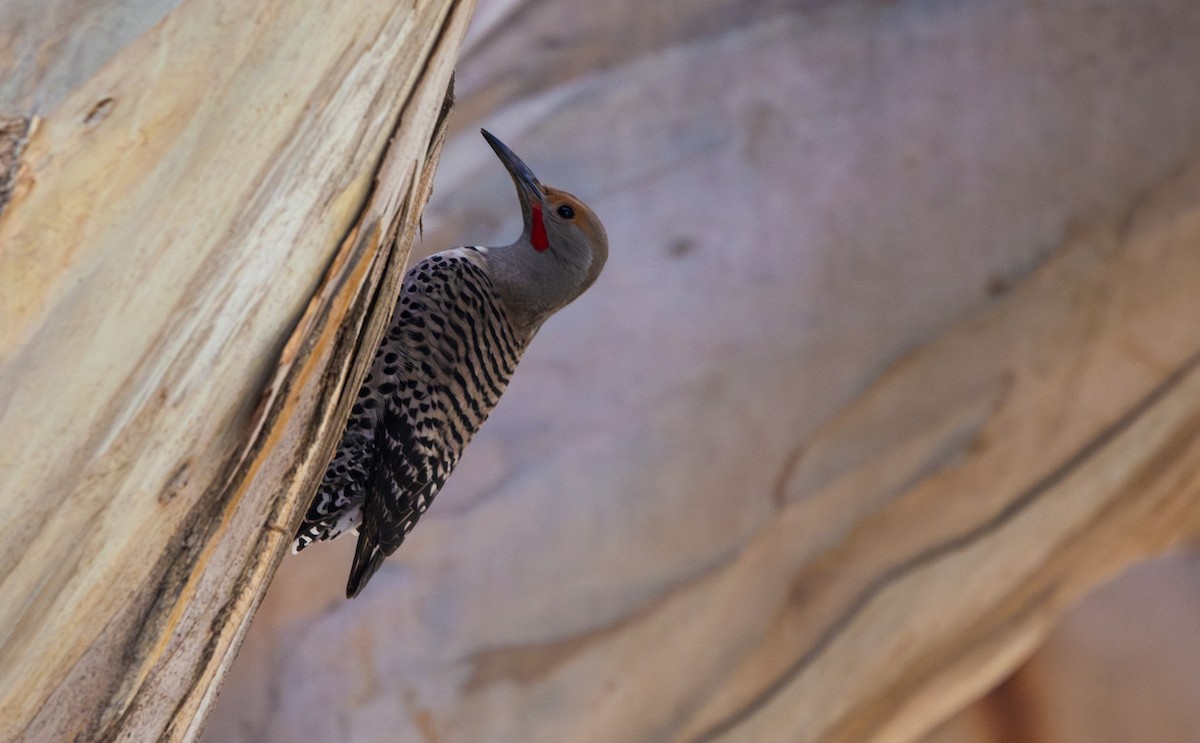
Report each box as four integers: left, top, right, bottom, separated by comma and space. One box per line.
556, 204, 575, 219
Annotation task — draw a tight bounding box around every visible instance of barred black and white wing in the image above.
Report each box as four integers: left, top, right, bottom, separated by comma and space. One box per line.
294, 247, 528, 597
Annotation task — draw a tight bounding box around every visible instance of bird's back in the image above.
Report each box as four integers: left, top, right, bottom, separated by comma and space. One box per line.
294, 247, 527, 569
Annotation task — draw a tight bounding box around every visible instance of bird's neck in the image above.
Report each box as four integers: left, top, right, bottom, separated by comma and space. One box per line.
482, 242, 585, 334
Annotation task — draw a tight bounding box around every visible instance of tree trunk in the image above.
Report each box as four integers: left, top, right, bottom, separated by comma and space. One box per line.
0, 1, 475, 740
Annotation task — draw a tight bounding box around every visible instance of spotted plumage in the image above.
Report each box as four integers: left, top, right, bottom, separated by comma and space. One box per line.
294, 130, 608, 598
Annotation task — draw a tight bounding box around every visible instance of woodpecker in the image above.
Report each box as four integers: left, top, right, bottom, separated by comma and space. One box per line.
294, 130, 608, 598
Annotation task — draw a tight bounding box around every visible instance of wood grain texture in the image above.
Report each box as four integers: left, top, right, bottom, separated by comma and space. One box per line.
0, 0, 475, 739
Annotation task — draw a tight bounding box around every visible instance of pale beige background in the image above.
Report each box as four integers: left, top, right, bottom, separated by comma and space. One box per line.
203, 1, 1200, 741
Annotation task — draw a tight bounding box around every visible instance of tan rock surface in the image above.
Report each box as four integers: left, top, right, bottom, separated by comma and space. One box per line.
924, 551, 1200, 743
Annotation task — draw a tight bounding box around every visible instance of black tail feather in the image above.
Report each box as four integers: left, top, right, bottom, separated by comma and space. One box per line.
346, 530, 386, 599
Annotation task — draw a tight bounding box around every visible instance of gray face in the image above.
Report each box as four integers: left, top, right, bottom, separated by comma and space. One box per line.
480, 131, 608, 332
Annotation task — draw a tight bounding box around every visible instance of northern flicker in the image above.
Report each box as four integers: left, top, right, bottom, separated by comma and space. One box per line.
294, 130, 608, 598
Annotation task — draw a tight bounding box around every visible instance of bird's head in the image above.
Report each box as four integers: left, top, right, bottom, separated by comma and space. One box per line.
481, 129, 608, 329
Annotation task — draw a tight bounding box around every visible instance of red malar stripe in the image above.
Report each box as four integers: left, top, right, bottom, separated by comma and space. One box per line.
530, 202, 549, 252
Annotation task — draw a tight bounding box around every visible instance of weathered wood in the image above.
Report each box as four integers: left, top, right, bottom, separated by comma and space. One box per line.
0, 0, 475, 739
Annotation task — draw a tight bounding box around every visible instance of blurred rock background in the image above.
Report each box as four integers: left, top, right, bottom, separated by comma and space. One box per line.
925, 552, 1200, 743
202, 0, 1200, 741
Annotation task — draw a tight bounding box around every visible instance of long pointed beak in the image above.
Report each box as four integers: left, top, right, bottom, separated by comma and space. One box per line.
482, 129, 544, 209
